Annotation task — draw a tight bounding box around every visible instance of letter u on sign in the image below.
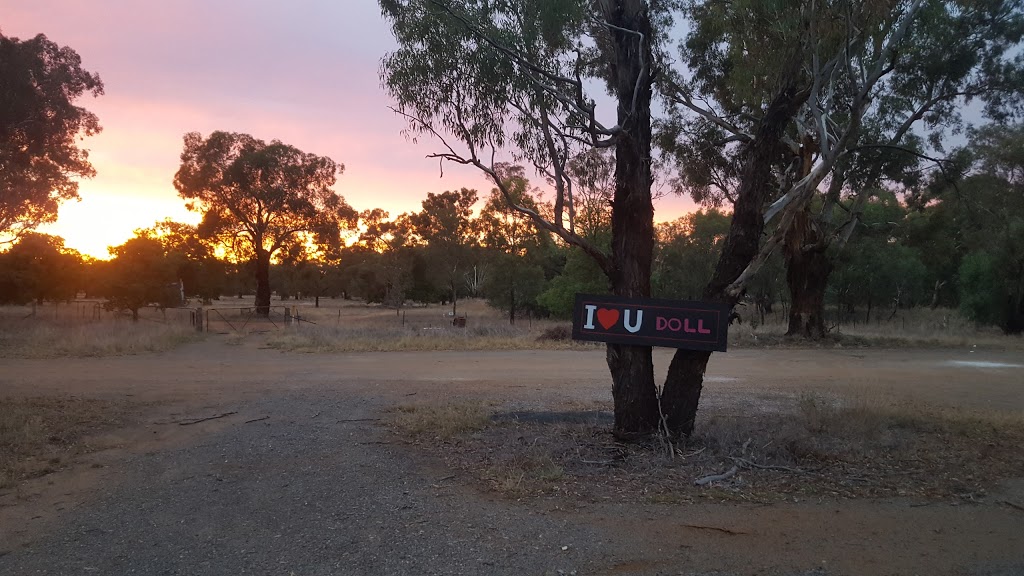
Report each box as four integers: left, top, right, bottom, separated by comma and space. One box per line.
623, 309, 643, 333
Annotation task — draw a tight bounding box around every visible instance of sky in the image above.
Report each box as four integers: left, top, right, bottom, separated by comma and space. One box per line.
5, 0, 696, 259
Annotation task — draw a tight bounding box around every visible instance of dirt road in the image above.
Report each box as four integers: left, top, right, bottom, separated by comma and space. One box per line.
1, 339, 1022, 575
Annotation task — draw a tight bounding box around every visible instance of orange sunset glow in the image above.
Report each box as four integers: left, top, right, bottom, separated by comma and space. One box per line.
6, 1, 695, 259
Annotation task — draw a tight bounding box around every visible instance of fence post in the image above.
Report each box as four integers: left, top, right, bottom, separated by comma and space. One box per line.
195, 307, 204, 332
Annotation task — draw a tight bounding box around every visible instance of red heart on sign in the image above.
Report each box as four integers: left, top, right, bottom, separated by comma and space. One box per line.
596, 308, 620, 330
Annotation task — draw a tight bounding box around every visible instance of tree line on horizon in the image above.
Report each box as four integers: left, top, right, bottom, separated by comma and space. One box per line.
3, 0, 1024, 438
1, 133, 1021, 335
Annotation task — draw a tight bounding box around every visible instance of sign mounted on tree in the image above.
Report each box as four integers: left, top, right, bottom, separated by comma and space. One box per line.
572, 294, 730, 352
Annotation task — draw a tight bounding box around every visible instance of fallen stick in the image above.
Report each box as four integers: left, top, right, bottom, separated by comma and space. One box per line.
176, 411, 237, 426
730, 457, 806, 474
681, 524, 747, 535
1002, 500, 1024, 512
694, 465, 738, 486
337, 418, 381, 423
244, 416, 269, 424
677, 447, 706, 459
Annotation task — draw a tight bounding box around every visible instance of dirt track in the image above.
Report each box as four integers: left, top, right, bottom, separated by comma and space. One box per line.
1, 339, 1023, 575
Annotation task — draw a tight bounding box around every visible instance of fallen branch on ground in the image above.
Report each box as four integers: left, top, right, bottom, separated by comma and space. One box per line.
1002, 500, 1024, 512
729, 457, 807, 474
175, 411, 238, 426
694, 465, 738, 486
681, 524, 748, 535
244, 416, 269, 424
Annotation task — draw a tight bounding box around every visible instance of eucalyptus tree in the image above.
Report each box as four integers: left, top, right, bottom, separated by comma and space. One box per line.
478, 164, 551, 324
381, 0, 812, 437
409, 188, 480, 315
173, 131, 357, 315
661, 0, 1024, 338
952, 123, 1024, 333
0, 33, 103, 243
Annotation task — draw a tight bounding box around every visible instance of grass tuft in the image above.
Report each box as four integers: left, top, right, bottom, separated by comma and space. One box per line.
389, 402, 492, 440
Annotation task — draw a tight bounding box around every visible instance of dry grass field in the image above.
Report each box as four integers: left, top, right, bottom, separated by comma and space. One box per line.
2, 297, 1020, 359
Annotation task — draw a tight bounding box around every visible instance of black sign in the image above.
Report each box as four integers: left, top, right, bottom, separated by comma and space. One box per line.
571, 293, 730, 352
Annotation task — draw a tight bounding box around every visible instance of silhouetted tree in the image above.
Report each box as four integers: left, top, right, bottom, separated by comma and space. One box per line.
0, 33, 103, 243
173, 131, 357, 314
409, 188, 479, 315
103, 236, 178, 321
0, 232, 82, 304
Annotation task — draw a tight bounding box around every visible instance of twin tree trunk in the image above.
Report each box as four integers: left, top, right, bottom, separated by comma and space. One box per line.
603, 3, 807, 438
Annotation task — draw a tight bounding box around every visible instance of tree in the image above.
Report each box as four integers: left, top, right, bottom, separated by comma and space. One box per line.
479, 165, 551, 323
653, 209, 730, 301
953, 124, 1024, 333
173, 131, 357, 314
409, 188, 480, 315
0, 232, 82, 305
0, 33, 103, 243
382, 0, 811, 437
102, 236, 178, 321
830, 193, 928, 322
143, 219, 225, 304
664, 0, 1024, 339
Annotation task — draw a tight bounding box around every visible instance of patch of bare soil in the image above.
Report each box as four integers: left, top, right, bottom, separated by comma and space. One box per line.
0, 397, 244, 554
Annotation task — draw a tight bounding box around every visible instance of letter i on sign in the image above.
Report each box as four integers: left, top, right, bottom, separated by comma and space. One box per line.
583, 304, 597, 330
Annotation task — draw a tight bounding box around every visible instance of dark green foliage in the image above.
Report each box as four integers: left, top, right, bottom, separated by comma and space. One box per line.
952, 124, 1024, 333
958, 252, 1004, 326
537, 246, 608, 318
653, 209, 730, 300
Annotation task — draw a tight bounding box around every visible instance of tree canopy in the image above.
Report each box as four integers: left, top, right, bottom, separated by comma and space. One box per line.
0, 32, 103, 243
173, 131, 356, 312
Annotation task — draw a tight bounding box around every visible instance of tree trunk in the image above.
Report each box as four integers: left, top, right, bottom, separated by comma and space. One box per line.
509, 286, 515, 325
784, 218, 832, 339
603, 0, 659, 439
255, 249, 271, 316
660, 46, 810, 437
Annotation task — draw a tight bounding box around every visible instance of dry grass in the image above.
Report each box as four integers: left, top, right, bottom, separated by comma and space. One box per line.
263, 323, 593, 353
220, 297, 1024, 352
729, 304, 1024, 350
0, 317, 202, 358
245, 297, 592, 352
0, 396, 134, 489
388, 402, 493, 440
0, 303, 203, 358
396, 394, 1024, 504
